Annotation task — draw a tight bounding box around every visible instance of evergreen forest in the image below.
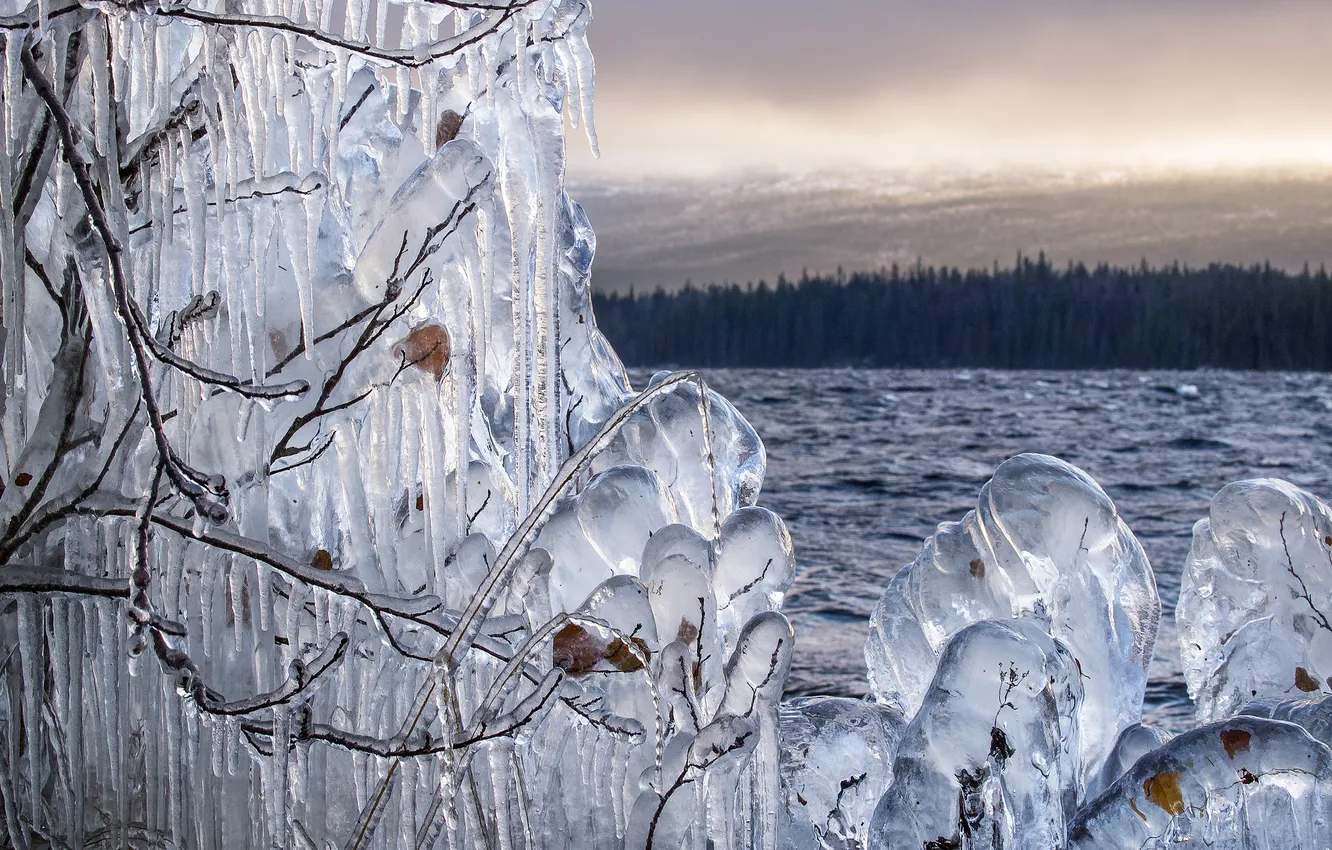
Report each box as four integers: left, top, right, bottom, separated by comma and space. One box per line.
593, 254, 1332, 369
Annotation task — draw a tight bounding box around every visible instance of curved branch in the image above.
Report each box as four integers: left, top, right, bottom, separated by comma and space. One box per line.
157, 3, 529, 69
197, 632, 349, 716
0, 565, 129, 598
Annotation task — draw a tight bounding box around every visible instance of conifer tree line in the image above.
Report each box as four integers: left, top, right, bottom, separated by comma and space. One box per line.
593, 253, 1332, 369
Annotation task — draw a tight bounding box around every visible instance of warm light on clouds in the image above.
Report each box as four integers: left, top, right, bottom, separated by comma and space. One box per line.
569, 0, 1332, 179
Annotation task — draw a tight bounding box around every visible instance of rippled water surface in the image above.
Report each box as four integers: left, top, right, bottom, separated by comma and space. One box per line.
636, 369, 1332, 734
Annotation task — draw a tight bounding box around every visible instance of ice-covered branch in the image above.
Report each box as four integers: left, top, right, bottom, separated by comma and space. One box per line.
156, 2, 532, 68
0, 565, 129, 598
193, 633, 350, 717
268, 198, 477, 468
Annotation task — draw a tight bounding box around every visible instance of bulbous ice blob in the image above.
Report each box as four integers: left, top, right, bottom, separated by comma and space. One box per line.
865, 453, 1158, 783
778, 696, 907, 850
714, 507, 796, 656
868, 618, 1083, 850
719, 611, 797, 720
645, 554, 722, 708
593, 372, 766, 536
1241, 692, 1332, 747
1177, 479, 1332, 723
1083, 723, 1166, 803
535, 465, 679, 611
462, 458, 515, 544
1068, 716, 1332, 849
641, 523, 712, 576
557, 195, 635, 452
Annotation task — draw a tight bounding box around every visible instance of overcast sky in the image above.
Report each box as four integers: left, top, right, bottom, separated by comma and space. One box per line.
567, 1, 1332, 179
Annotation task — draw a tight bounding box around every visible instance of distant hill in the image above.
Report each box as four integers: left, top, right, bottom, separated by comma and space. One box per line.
593, 255, 1332, 370
574, 170, 1332, 295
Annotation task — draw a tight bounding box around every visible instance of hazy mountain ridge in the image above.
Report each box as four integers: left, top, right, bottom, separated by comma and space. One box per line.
573, 169, 1332, 293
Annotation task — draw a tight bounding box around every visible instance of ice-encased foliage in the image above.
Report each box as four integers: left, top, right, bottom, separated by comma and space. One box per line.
8, 0, 1332, 847
778, 696, 906, 850
868, 618, 1084, 850
1177, 478, 1332, 722
864, 453, 1160, 782
1068, 716, 1332, 848
0, 1, 799, 847
1242, 693, 1332, 747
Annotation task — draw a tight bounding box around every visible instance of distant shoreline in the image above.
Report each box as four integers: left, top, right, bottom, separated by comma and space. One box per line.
594, 255, 1332, 371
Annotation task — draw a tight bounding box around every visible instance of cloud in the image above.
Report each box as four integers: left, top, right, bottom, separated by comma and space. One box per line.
570, 0, 1332, 177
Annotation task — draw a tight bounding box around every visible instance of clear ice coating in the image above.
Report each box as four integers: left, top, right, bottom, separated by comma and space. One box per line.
0, 0, 796, 846
868, 618, 1084, 850
1177, 478, 1332, 722
864, 453, 1160, 783
778, 696, 906, 850
1068, 716, 1332, 849
4, 0, 1332, 848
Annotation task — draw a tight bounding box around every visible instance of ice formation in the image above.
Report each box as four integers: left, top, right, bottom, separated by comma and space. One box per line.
778, 696, 906, 850
1068, 716, 1332, 848
864, 453, 1160, 782
1177, 478, 1332, 722
0, 0, 798, 846
869, 618, 1084, 850
4, 0, 1332, 847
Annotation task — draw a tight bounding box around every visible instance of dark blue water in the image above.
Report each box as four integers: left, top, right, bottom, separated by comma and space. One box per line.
648, 368, 1332, 734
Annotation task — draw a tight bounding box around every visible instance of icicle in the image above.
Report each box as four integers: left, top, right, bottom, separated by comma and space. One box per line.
375, 0, 389, 50
181, 126, 208, 296
229, 560, 246, 651
17, 596, 45, 830
270, 706, 291, 848
224, 713, 241, 778
566, 27, 600, 156
4, 31, 22, 157
257, 561, 273, 632
211, 716, 225, 778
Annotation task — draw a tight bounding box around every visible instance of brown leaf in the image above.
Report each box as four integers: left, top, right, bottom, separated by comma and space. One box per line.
312, 549, 334, 571
553, 624, 604, 674
552, 624, 650, 674
394, 324, 451, 382
676, 617, 699, 646
1220, 728, 1251, 759
13, 472, 31, 487
1143, 771, 1184, 815
436, 110, 464, 148
269, 329, 292, 361
1129, 797, 1147, 821
1296, 666, 1322, 692
605, 636, 650, 672
969, 558, 985, 578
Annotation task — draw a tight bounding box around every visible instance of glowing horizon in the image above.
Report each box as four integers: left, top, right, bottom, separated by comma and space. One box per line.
569, 0, 1332, 181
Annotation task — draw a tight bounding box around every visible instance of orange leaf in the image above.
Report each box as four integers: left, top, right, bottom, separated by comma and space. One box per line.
395, 324, 451, 382
1143, 771, 1184, 815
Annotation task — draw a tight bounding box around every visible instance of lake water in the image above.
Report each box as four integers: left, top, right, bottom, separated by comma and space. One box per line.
634, 368, 1332, 734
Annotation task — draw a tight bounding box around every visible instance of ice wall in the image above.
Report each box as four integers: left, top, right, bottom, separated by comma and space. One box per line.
0, 1, 795, 847
1177, 478, 1332, 722
864, 453, 1160, 783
